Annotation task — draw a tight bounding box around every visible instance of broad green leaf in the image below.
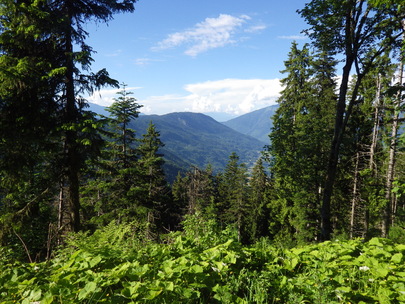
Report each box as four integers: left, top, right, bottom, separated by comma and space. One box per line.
78, 281, 97, 300
89, 256, 102, 268
368, 238, 384, 247
374, 266, 389, 278
191, 264, 204, 273
145, 289, 163, 300
391, 253, 403, 264
40, 292, 54, 304
396, 244, 405, 252
336, 286, 351, 293
163, 281, 174, 291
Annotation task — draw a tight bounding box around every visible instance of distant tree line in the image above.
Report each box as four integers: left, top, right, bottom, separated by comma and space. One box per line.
1, 0, 405, 261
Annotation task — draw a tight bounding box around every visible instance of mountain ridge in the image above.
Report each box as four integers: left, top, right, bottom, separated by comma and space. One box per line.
129, 112, 265, 181
222, 104, 278, 143
88, 103, 276, 181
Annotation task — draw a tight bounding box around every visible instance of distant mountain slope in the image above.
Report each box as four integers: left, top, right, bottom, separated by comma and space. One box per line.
88, 103, 110, 117
130, 112, 265, 181
222, 105, 279, 143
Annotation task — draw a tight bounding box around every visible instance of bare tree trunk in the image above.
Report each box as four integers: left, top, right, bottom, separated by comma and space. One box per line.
321, 54, 355, 240
369, 75, 382, 173
383, 109, 399, 237
365, 75, 383, 236
382, 25, 404, 236
350, 150, 360, 239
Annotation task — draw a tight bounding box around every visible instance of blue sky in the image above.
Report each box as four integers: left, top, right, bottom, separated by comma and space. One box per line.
85, 0, 309, 119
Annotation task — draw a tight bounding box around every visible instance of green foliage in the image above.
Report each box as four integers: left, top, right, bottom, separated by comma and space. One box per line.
129, 112, 264, 182
267, 43, 336, 243
3, 228, 405, 304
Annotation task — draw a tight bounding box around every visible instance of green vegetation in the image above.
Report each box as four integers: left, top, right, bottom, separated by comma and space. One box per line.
1, 0, 405, 303
1, 219, 405, 303
223, 105, 278, 143
130, 113, 264, 181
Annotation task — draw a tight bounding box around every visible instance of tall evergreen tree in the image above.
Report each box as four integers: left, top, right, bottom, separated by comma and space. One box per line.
81, 85, 142, 226
248, 157, 270, 241
51, 0, 137, 237
0, 0, 64, 259
267, 43, 336, 243
0, 0, 138, 252
107, 83, 143, 168
218, 152, 250, 243
137, 122, 171, 233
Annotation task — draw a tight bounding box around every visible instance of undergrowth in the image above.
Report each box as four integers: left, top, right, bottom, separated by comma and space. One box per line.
1, 216, 405, 303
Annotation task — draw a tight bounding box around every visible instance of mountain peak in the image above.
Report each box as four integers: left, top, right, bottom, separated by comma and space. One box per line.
223, 104, 279, 143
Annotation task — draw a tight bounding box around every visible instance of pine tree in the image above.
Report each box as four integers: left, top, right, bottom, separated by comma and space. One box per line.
0, 0, 64, 259
51, 0, 137, 237
137, 122, 171, 233
248, 157, 270, 241
81, 85, 142, 226
107, 83, 143, 168
0, 0, 138, 251
218, 152, 250, 243
267, 43, 336, 243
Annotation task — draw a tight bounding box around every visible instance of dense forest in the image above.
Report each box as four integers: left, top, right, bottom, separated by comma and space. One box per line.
1, 0, 405, 302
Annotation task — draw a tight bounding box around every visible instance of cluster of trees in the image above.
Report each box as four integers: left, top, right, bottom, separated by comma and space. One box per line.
267, 0, 405, 242
0, 0, 139, 259
1, 0, 405, 262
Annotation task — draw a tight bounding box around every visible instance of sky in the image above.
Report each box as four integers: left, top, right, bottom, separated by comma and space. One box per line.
85, 0, 310, 120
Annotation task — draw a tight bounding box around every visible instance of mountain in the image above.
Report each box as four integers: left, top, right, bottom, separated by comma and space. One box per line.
222, 105, 279, 144
88, 103, 110, 117
129, 112, 265, 181
203, 112, 237, 122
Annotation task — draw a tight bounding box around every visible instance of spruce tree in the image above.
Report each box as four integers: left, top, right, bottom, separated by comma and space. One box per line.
50, 0, 137, 236
248, 157, 270, 241
81, 85, 142, 226
218, 152, 250, 243
137, 122, 171, 233
0, 0, 63, 259
267, 43, 336, 243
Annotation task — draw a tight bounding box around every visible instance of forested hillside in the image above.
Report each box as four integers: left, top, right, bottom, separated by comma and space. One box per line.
222, 105, 278, 143
1, 0, 405, 303
130, 112, 264, 181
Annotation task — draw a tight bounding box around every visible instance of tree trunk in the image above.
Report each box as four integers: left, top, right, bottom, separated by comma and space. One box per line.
350, 150, 360, 239
382, 61, 403, 237
366, 75, 383, 236
321, 54, 354, 240
60, 1, 81, 235
382, 20, 405, 236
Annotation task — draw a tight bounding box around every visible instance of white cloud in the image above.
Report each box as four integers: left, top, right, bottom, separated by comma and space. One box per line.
278, 35, 307, 40
245, 24, 267, 33
104, 49, 122, 57
153, 14, 253, 56
87, 79, 282, 116
87, 87, 141, 107
134, 57, 163, 66
140, 78, 282, 116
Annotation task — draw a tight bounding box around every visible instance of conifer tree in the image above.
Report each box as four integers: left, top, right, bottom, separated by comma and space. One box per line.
299, 0, 405, 240
137, 122, 171, 233
81, 85, 142, 226
0, 0, 65, 259
51, 0, 137, 236
248, 157, 270, 241
267, 43, 336, 243
107, 83, 143, 168
218, 152, 250, 243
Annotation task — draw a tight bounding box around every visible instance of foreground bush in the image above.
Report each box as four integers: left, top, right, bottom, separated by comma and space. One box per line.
1, 221, 405, 303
